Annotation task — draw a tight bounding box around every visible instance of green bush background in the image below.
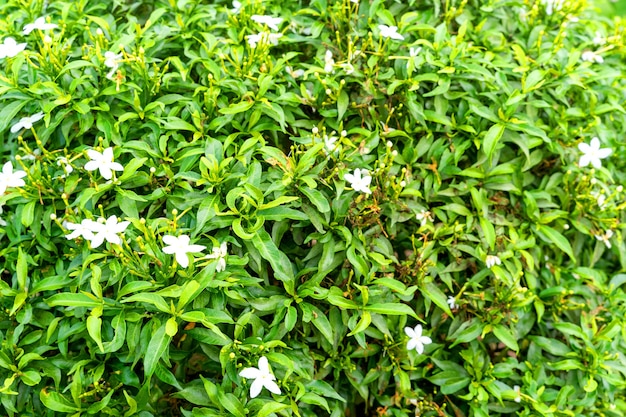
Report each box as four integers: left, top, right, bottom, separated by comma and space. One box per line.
0, 0, 625, 416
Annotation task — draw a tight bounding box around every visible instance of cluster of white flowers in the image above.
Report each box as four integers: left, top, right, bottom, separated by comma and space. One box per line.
0, 16, 58, 59
324, 50, 335, 73
247, 15, 283, 48
162, 235, 228, 270
65, 215, 130, 248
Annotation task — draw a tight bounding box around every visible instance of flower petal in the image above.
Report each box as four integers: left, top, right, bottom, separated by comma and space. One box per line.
239, 367, 260, 379
249, 378, 264, 398
176, 252, 190, 268
263, 379, 281, 395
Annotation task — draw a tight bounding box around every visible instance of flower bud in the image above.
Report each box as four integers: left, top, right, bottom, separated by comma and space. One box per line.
312, 127, 319, 134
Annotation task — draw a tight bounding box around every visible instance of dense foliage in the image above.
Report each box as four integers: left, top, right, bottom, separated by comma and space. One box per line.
0, 0, 626, 416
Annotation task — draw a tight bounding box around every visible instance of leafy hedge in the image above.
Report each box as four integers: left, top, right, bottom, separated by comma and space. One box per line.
0, 0, 625, 416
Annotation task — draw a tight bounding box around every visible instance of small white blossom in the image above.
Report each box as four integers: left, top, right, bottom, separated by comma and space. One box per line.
595, 229, 613, 249
542, 0, 563, 15
324, 50, 335, 73
231, 0, 242, 13
378, 24, 404, 40
206, 242, 228, 272
250, 15, 283, 31
513, 385, 521, 403
344, 168, 372, 194
239, 356, 281, 398
0, 161, 27, 195
64, 219, 98, 240
592, 191, 606, 208
0, 203, 6, 227
323, 134, 339, 153
581, 50, 603, 64
415, 210, 433, 227
593, 31, 605, 45
162, 234, 206, 268
11, 112, 44, 133
0, 37, 27, 59
578, 137, 612, 169
410, 46, 421, 57
485, 255, 502, 269
104, 51, 123, 79
286, 66, 305, 78
350, 0, 359, 3
23, 17, 58, 35
246, 32, 282, 48
404, 324, 432, 354
57, 157, 74, 175
340, 62, 354, 75
447, 296, 458, 310
89, 215, 130, 248
85, 147, 124, 180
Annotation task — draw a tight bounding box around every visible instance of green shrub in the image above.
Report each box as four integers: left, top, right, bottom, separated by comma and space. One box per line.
0, 0, 625, 416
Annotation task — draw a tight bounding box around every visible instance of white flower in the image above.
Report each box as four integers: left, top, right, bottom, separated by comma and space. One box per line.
378, 24, 404, 40
447, 296, 458, 310
0, 161, 27, 195
85, 147, 124, 180
323, 134, 339, 153
344, 168, 372, 194
23, 17, 58, 35
231, 0, 242, 13
89, 215, 130, 248
581, 50, 603, 63
595, 229, 613, 249
415, 210, 433, 227
64, 219, 98, 240
239, 356, 281, 398
578, 137, 612, 169
350, 0, 359, 3
0, 37, 27, 59
57, 157, 73, 175
286, 66, 304, 78
593, 31, 605, 45
104, 51, 122, 79
324, 50, 335, 73
542, 0, 563, 15
206, 242, 228, 272
10, 112, 44, 133
246, 32, 282, 48
0, 203, 5, 227
162, 234, 206, 268
410, 46, 421, 57
340, 62, 355, 75
513, 385, 521, 403
250, 15, 283, 31
404, 324, 432, 354
592, 191, 606, 208
485, 255, 502, 269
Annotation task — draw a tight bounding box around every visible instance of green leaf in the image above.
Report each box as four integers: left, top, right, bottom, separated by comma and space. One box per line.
337, 90, 349, 121
483, 124, 505, 162
258, 402, 290, 417
493, 325, 519, 352
219, 392, 245, 417
87, 315, 104, 353
535, 224, 576, 261
39, 391, 80, 413
219, 100, 254, 115
364, 303, 417, 318
251, 229, 295, 295
46, 293, 101, 308
479, 216, 496, 251
421, 282, 452, 316
347, 311, 372, 336
144, 322, 172, 379
299, 186, 330, 213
